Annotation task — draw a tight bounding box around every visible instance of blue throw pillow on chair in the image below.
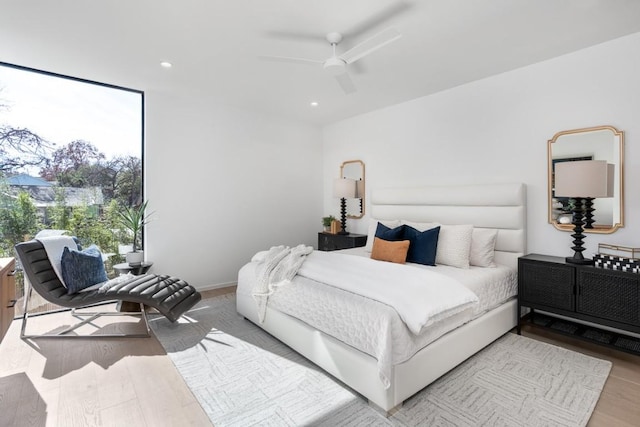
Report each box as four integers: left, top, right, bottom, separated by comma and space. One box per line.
61, 244, 108, 294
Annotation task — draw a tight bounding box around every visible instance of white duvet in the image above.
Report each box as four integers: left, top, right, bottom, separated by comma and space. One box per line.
297, 251, 478, 335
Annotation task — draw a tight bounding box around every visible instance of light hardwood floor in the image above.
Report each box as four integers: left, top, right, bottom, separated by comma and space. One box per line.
1, 290, 638, 426
0, 287, 233, 427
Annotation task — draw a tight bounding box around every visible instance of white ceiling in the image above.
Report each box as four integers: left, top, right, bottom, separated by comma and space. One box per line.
1, 0, 640, 126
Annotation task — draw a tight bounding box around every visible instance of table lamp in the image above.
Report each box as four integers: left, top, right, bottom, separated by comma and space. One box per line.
333, 177, 356, 235
554, 160, 614, 264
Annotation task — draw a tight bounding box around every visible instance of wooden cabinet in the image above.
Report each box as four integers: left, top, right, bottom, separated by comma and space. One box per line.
317, 232, 367, 251
0, 257, 17, 342
518, 254, 640, 336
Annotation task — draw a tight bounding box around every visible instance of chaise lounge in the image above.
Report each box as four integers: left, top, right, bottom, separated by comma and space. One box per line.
15, 239, 202, 339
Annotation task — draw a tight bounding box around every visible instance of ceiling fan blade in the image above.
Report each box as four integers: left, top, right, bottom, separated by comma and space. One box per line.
258, 55, 323, 65
339, 28, 401, 64
335, 72, 356, 95
263, 30, 327, 44
344, 2, 411, 39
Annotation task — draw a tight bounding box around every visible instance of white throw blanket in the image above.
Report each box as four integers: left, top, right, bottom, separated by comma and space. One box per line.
252, 244, 313, 322
298, 251, 479, 335
36, 235, 78, 288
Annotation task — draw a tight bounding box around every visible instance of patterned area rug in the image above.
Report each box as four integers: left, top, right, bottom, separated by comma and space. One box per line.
150, 293, 611, 427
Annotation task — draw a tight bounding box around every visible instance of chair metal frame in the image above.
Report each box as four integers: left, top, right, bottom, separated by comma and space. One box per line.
20, 284, 151, 339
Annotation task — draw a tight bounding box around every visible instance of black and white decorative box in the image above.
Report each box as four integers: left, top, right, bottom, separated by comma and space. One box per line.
593, 253, 640, 273
594, 244, 640, 273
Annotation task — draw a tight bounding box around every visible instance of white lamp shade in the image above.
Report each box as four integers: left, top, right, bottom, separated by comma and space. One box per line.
333, 178, 356, 198
555, 160, 614, 198
355, 179, 364, 198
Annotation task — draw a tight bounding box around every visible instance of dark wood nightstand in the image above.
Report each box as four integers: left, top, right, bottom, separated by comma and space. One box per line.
518, 253, 640, 354
318, 232, 367, 251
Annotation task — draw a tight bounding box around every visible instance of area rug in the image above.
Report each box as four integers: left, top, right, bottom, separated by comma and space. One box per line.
150, 293, 611, 427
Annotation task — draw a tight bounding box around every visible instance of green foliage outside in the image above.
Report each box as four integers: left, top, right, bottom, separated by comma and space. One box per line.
0, 191, 41, 256
0, 179, 142, 277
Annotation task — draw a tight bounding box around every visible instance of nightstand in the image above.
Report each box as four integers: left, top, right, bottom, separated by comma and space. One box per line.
518, 253, 640, 354
318, 232, 367, 251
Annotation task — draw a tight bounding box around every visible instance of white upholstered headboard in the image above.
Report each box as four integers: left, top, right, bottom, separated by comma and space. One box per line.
370, 183, 527, 270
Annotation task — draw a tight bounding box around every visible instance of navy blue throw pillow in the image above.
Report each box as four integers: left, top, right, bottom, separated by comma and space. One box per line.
61, 244, 108, 294
403, 225, 440, 266
375, 222, 405, 241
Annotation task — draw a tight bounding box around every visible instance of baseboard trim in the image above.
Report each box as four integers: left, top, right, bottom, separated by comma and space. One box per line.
197, 282, 237, 292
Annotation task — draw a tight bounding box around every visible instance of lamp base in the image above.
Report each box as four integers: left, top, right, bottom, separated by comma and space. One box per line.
583, 197, 594, 229
565, 197, 593, 266
337, 231, 350, 235
339, 197, 348, 235
565, 256, 594, 265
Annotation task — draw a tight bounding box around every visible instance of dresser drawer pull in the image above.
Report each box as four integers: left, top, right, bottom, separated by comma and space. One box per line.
7, 299, 17, 308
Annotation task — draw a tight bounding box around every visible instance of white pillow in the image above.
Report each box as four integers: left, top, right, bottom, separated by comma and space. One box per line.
365, 219, 401, 252
435, 224, 473, 269
36, 235, 79, 287
470, 228, 498, 268
400, 220, 439, 232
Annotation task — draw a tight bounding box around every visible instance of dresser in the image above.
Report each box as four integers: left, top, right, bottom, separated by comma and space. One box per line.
317, 232, 367, 251
518, 254, 640, 339
0, 257, 17, 342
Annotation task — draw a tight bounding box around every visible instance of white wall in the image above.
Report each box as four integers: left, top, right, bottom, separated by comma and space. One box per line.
323, 32, 640, 259
146, 91, 323, 288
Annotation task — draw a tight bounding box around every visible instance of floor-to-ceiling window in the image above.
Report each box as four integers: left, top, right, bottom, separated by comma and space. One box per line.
0, 62, 143, 315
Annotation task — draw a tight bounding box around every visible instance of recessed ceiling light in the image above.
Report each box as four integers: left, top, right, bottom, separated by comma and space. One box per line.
160, 61, 172, 68
310, 101, 319, 107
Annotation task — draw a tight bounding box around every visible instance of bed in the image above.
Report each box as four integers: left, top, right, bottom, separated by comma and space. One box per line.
236, 183, 526, 413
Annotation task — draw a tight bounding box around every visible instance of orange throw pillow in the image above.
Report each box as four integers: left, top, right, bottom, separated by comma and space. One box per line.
371, 237, 410, 264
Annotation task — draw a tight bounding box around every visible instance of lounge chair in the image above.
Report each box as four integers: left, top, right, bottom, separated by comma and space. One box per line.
14, 239, 202, 339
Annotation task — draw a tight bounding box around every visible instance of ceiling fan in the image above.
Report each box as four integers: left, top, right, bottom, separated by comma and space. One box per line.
260, 27, 402, 95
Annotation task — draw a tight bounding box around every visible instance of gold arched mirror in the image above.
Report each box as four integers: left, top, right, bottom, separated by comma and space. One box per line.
340, 160, 365, 219
548, 125, 624, 233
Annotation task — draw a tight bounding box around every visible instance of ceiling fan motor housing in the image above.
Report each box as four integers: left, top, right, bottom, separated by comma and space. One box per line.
326, 32, 343, 45
323, 56, 346, 75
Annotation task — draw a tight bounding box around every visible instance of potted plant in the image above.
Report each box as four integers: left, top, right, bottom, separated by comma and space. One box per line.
322, 215, 336, 232
117, 200, 154, 266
